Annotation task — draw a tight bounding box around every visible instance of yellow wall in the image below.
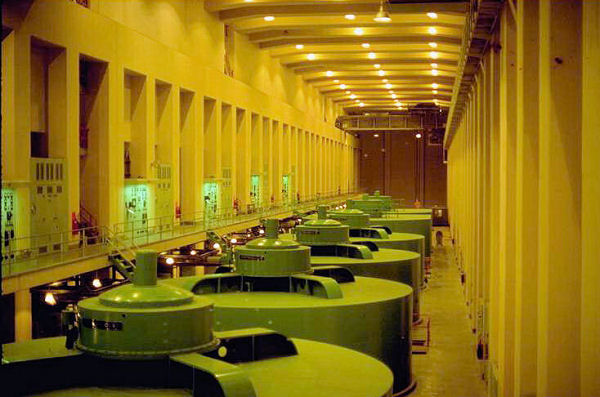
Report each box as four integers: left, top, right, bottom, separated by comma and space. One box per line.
447, 1, 599, 396
1, 0, 359, 236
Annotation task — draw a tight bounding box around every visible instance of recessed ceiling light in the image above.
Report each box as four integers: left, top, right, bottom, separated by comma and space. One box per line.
345, 14, 356, 20
368, 52, 376, 59
355, 99, 361, 103
362, 43, 370, 48
427, 12, 438, 19
430, 63, 438, 68
385, 83, 392, 89
346, 90, 351, 94
382, 79, 388, 82
350, 94, 357, 99
428, 27, 437, 35
354, 27, 364, 35
334, 79, 340, 83
378, 70, 385, 76
264, 16, 275, 21
429, 42, 438, 48
307, 53, 316, 60
388, 90, 394, 93
296, 44, 304, 49
244, 0, 254, 2
374, 64, 381, 69
432, 83, 439, 89
431, 69, 439, 76
340, 84, 347, 89
432, 90, 438, 94
326, 70, 334, 76
429, 51, 439, 59
391, 94, 397, 98
359, 102, 365, 107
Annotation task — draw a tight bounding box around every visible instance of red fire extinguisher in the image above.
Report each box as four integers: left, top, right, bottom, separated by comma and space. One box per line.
233, 198, 240, 213
175, 203, 181, 219
71, 212, 79, 235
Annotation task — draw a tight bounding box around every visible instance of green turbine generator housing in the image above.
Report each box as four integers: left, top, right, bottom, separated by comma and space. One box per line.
369, 214, 433, 257
328, 207, 426, 288
4, 250, 394, 397
165, 217, 414, 394
295, 206, 421, 324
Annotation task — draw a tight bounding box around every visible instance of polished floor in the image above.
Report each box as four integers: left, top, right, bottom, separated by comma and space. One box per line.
412, 228, 487, 397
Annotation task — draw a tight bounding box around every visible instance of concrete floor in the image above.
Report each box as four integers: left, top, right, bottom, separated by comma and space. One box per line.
412, 227, 487, 397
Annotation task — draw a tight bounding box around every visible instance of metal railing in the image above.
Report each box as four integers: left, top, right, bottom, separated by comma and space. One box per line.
1, 191, 358, 277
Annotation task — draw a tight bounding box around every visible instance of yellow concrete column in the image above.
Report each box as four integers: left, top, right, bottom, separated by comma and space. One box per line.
537, 0, 582, 395
513, 0, 539, 395
15, 289, 32, 342
581, 1, 600, 395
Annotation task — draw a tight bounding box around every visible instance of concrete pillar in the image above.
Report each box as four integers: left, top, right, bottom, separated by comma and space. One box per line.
581, 1, 600, 395
513, 0, 539, 395
537, 0, 582, 395
15, 289, 32, 342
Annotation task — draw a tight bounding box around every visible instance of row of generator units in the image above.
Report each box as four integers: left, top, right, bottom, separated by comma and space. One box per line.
3, 192, 435, 397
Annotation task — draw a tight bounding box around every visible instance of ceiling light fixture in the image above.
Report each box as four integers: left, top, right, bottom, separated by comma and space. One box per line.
326, 70, 334, 76
431, 69, 439, 76
334, 79, 340, 83
374, 64, 381, 69
391, 94, 397, 98
355, 99, 361, 103
385, 83, 392, 89
295, 44, 304, 49
264, 16, 275, 21
382, 78, 388, 82
430, 63, 438, 68
345, 14, 356, 20
307, 53, 316, 60
346, 90, 351, 94
378, 70, 385, 76
427, 12, 438, 19
429, 42, 438, 48
340, 84, 347, 89
429, 51, 439, 59
354, 27, 364, 35
368, 52, 376, 59
350, 94, 357, 99
359, 102, 365, 107
432, 83, 439, 89
374, 0, 392, 22
362, 43, 370, 48
428, 27, 437, 35
432, 90, 438, 94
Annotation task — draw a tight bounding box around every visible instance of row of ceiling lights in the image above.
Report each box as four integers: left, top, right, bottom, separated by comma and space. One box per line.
260, 7, 441, 109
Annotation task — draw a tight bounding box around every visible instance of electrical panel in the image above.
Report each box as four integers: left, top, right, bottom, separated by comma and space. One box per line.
282, 175, 290, 204
203, 182, 219, 223
30, 158, 68, 254
124, 183, 148, 236
154, 164, 172, 230
221, 168, 232, 214
250, 175, 261, 209
1, 189, 16, 260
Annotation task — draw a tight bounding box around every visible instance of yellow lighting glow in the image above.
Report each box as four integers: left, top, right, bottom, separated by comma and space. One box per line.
430, 63, 438, 68
427, 12, 438, 19
350, 94, 357, 99
429, 42, 438, 48
428, 27, 437, 35
429, 51, 439, 59
264, 16, 275, 22
378, 70, 385, 76
368, 52, 376, 59
374, 64, 381, 69
296, 44, 304, 49
359, 103, 365, 107
326, 70, 334, 76
45, 292, 57, 306
385, 83, 392, 89
432, 90, 438, 94
307, 53, 316, 60
340, 84, 347, 89
431, 69, 439, 76
354, 27, 364, 35
345, 14, 356, 20
334, 79, 340, 83
190, 250, 197, 255
362, 43, 370, 48
432, 83, 439, 89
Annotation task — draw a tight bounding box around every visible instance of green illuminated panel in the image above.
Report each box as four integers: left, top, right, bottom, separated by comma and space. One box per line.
1, 189, 16, 259
203, 182, 219, 222
250, 175, 261, 208
124, 183, 148, 236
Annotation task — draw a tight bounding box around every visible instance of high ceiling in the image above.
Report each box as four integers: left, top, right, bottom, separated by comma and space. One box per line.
206, 0, 467, 114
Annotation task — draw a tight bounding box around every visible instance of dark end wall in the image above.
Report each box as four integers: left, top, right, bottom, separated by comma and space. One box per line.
358, 130, 447, 207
